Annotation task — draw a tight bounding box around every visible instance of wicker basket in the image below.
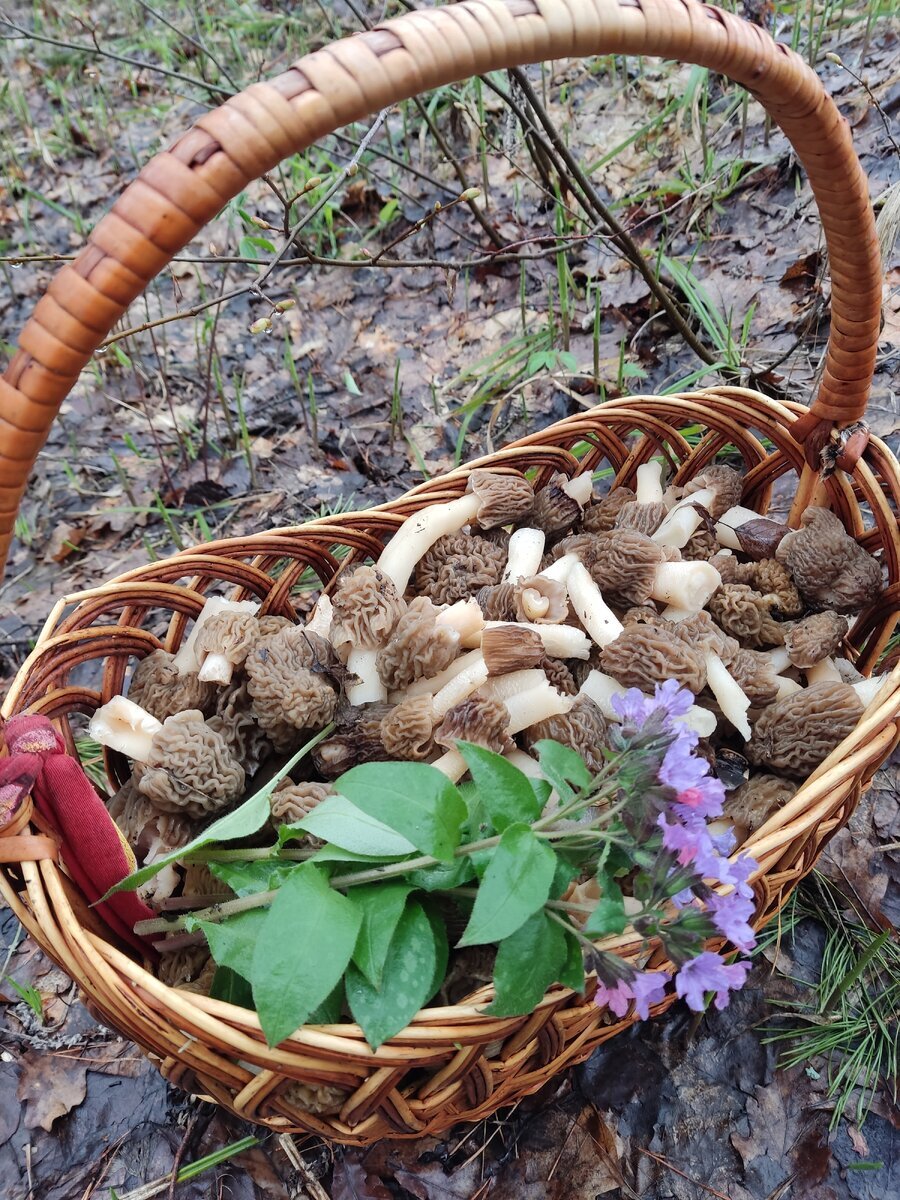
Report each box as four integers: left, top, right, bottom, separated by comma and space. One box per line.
1, 0, 898, 1145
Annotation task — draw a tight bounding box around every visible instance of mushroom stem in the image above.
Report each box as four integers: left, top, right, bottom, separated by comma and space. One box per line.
539, 553, 579, 584
660, 605, 697, 622
715, 506, 787, 553
432, 655, 490, 718
764, 647, 792, 673
504, 748, 543, 776
376, 493, 481, 593
775, 676, 803, 700
432, 748, 468, 782
636, 461, 664, 504
172, 597, 260, 676
806, 657, 842, 685
505, 680, 575, 734
566, 562, 624, 649
650, 561, 721, 611
578, 669, 716, 736
703, 652, 752, 740
852, 676, 888, 708
197, 653, 236, 686
89, 695, 163, 761
480, 669, 548, 702
484, 620, 591, 659
502, 527, 546, 583
306, 594, 333, 638
347, 647, 387, 705
563, 473, 593, 506
651, 488, 715, 549
436, 599, 484, 646
400, 648, 485, 700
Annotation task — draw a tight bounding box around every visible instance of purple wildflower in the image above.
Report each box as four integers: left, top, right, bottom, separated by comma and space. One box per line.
594, 977, 634, 1018
706, 892, 757, 952
611, 687, 655, 726
673, 777, 725, 821
675, 951, 752, 1011
652, 679, 696, 720
631, 970, 670, 1019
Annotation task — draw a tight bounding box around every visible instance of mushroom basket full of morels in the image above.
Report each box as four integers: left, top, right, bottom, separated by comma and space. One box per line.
1, 0, 899, 1148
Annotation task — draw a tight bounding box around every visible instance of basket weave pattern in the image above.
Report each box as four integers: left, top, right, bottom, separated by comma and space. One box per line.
0, 0, 898, 1145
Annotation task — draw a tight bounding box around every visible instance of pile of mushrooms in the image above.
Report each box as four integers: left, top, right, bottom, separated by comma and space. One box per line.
90, 462, 886, 991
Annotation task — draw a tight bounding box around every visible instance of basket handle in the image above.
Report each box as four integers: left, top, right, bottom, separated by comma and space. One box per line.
0, 0, 882, 574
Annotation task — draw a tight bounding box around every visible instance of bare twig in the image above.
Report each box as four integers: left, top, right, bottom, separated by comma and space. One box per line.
277, 1135, 333, 1200
135, 0, 239, 92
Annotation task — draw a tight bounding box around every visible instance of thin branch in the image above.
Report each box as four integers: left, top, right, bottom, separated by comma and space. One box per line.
134, 0, 239, 92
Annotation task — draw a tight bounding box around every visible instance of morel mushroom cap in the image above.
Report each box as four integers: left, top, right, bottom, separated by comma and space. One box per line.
723, 773, 798, 835
708, 551, 743, 585
132, 709, 245, 819
480, 624, 546, 674
708, 583, 785, 649
622, 604, 664, 626
614, 499, 668, 537
586, 530, 665, 607
108, 779, 193, 863
746, 559, 803, 617
259, 614, 293, 638
207, 678, 272, 777
540, 656, 579, 696
381, 694, 437, 760
128, 650, 216, 721
377, 596, 460, 691
313, 703, 392, 778
671, 609, 735, 659
416, 531, 507, 606
600, 625, 707, 694
683, 527, 720, 561
682, 465, 743, 520
466, 468, 534, 529
195, 610, 260, 684
172, 597, 260, 676
435, 696, 514, 755
522, 694, 607, 772
726, 647, 781, 709
331, 565, 406, 658
746, 681, 864, 777
158, 947, 212, 989
476, 580, 517, 621
782, 610, 849, 669
581, 486, 636, 534
514, 574, 568, 624
245, 625, 339, 751
776, 507, 883, 613
270, 780, 331, 827
531, 472, 585, 538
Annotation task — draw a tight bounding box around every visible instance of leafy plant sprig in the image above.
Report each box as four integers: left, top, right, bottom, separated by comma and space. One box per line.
123, 683, 758, 1049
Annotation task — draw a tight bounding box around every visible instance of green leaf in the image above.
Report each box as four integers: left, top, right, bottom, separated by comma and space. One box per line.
209, 859, 298, 898
345, 901, 437, 1049
486, 911, 567, 1016
343, 369, 362, 395
107, 729, 331, 896
458, 824, 557, 947
423, 903, 449, 1003
251, 864, 362, 1046
335, 763, 466, 863
406, 857, 475, 892
550, 856, 578, 900
350, 883, 413, 989
291, 793, 417, 857
533, 739, 593, 801
582, 871, 627, 937
308, 845, 409, 866
308, 980, 344, 1025
457, 742, 542, 832
209, 966, 254, 1009
193, 909, 268, 979
559, 930, 587, 992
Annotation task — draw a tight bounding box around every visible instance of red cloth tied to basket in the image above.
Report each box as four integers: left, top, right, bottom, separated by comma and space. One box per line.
0, 715, 158, 959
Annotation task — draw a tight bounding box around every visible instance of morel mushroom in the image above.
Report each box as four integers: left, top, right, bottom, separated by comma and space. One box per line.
775, 507, 883, 613
682, 465, 743, 519
207, 678, 272, 777
245, 625, 339, 752
484, 620, 591, 661
313, 704, 392, 778
514, 574, 568, 624
502, 527, 546, 583
171, 597, 260, 676
194, 610, 261, 684
599, 624, 707, 695
330, 565, 407, 704
108, 778, 193, 873
270, 780, 330, 826
381, 694, 438, 760
466, 468, 534, 528
746, 681, 864, 777
581, 486, 636, 534
531, 472, 591, 538
416, 531, 507, 606
128, 650, 215, 722
585, 530, 665, 607
130, 709, 246, 819
670, 612, 754, 737
158, 947, 212, 990
715, 506, 789, 559
566, 562, 625, 648
480, 625, 546, 674
708, 583, 786, 649
435, 696, 515, 756
377, 597, 461, 692
723, 774, 797, 836
522, 694, 607, 773
613, 460, 668, 537
476, 580, 517, 621
782, 610, 849, 669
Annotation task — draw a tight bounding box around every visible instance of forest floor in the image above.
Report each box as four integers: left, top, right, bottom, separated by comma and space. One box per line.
0, 1, 898, 1197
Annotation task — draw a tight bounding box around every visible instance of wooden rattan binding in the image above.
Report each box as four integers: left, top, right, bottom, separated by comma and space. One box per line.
0, 0, 898, 1144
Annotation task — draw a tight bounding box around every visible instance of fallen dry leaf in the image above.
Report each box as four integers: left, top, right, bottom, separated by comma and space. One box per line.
16, 1050, 88, 1131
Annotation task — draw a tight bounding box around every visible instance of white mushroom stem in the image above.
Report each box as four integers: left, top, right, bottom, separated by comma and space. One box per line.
436, 599, 484, 646
563, 473, 593, 506
651, 488, 715, 549
650, 561, 721, 611
399, 649, 485, 700
432, 749, 468, 782
346, 648, 387, 705
484, 621, 591, 659
198, 654, 235, 685
432, 654, 489, 718
853, 676, 888, 708
703, 652, 752, 740
806, 657, 842, 685
505, 680, 575, 734
502, 527, 546, 583
539, 553, 579, 584
376, 493, 480, 593
775, 676, 803, 700
480, 669, 547, 702
715, 505, 783, 552
636, 461, 664, 504
578, 669, 716, 737
661, 605, 699, 623
503, 748, 542, 777
89, 695, 162, 761
172, 597, 259, 676
764, 647, 792, 673
305, 594, 333, 639
566, 562, 624, 649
